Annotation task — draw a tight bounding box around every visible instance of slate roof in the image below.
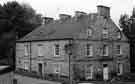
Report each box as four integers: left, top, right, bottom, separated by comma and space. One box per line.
19, 14, 95, 41
18, 14, 121, 42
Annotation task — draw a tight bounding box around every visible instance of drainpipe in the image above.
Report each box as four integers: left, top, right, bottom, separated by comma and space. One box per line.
69, 40, 73, 84
29, 42, 32, 72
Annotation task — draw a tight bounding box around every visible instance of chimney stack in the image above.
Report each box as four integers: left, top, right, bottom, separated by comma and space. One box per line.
42, 17, 54, 24
97, 5, 110, 18
75, 11, 87, 17
59, 14, 71, 20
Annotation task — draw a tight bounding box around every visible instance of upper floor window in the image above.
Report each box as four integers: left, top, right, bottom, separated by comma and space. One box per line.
102, 28, 108, 39
86, 44, 93, 56
116, 45, 122, 55
54, 63, 61, 73
87, 29, 92, 37
85, 64, 93, 79
117, 32, 121, 39
54, 44, 60, 56
24, 44, 29, 56
103, 45, 109, 56
37, 44, 44, 56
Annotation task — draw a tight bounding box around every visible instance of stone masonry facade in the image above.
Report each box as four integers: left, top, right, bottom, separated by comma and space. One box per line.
16, 5, 130, 81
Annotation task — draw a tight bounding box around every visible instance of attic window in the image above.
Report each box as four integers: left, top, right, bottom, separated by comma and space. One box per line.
87, 28, 92, 37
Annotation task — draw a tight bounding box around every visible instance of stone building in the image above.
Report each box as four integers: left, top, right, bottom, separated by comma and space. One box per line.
16, 5, 130, 81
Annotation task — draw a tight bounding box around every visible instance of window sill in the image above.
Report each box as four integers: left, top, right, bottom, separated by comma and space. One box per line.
24, 55, 29, 57
38, 56, 44, 57
54, 55, 60, 57
86, 55, 93, 57
116, 54, 123, 56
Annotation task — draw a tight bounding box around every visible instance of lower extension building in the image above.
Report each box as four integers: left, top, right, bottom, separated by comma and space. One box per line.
16, 5, 130, 81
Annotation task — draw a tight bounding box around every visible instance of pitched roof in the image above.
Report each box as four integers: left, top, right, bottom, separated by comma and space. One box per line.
18, 14, 121, 42
19, 15, 95, 41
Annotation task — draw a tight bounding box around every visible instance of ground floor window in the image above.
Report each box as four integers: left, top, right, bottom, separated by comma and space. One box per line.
54, 63, 61, 73
24, 62, 29, 70
118, 63, 123, 75
85, 64, 93, 79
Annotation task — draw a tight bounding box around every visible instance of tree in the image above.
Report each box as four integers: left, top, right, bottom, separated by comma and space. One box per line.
0, 1, 43, 68
119, 8, 135, 73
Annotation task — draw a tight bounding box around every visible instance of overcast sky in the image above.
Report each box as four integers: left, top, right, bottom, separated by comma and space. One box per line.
0, 0, 135, 25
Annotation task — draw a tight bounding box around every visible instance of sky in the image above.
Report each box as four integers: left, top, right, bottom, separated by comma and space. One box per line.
0, 0, 135, 25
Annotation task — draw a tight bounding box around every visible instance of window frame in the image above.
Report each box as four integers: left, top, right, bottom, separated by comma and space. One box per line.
85, 64, 93, 79
24, 44, 29, 56
54, 63, 61, 73
102, 45, 109, 56
117, 32, 121, 39
37, 44, 44, 57
116, 45, 122, 55
87, 28, 92, 37
24, 61, 29, 70
86, 44, 93, 56
54, 44, 60, 56
117, 63, 123, 75
102, 28, 108, 39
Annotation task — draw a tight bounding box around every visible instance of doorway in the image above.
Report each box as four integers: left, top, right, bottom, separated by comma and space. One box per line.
38, 63, 43, 75
103, 64, 109, 80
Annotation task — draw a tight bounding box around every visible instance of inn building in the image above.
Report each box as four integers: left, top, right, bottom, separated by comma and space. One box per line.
16, 5, 130, 81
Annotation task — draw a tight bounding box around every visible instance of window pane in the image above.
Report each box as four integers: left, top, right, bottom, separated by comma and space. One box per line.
24, 44, 29, 56
118, 63, 123, 75
103, 45, 109, 56
117, 32, 121, 39
38, 45, 43, 56
86, 44, 93, 56
55, 44, 60, 56
24, 62, 29, 70
54, 63, 60, 73
102, 28, 108, 38
85, 64, 93, 79
116, 45, 122, 55
87, 29, 92, 37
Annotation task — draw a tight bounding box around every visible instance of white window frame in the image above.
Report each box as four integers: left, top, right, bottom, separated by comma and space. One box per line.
102, 28, 108, 38
54, 63, 61, 73
87, 29, 92, 37
86, 44, 93, 56
24, 61, 29, 70
37, 44, 44, 56
24, 44, 29, 56
117, 32, 121, 39
54, 44, 60, 56
117, 63, 123, 75
103, 45, 109, 56
116, 45, 122, 55
85, 64, 93, 79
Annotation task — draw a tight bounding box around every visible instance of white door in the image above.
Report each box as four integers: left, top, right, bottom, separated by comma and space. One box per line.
103, 64, 109, 80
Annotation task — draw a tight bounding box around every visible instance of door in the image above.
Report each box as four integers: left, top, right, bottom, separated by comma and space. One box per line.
38, 63, 42, 75
103, 64, 109, 80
